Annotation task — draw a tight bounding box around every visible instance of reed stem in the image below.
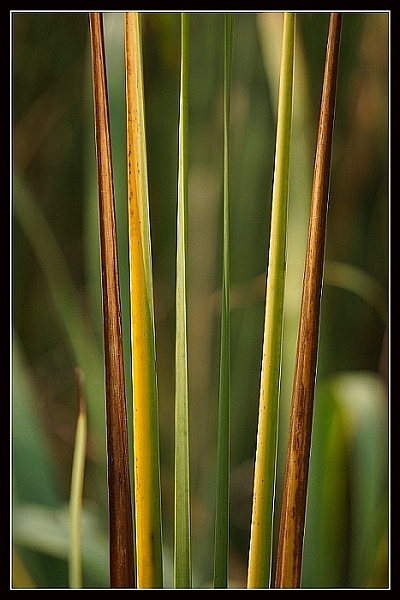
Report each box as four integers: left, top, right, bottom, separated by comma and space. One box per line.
174, 12, 192, 589
89, 12, 135, 588
274, 12, 342, 589
125, 12, 164, 589
247, 12, 295, 589
213, 13, 233, 589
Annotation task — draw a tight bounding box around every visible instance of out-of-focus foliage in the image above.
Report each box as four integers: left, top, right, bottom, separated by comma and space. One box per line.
12, 12, 389, 588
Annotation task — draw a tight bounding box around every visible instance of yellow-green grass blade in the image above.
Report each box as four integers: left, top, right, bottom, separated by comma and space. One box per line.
213, 13, 233, 589
174, 12, 192, 590
89, 12, 135, 588
125, 12, 163, 589
68, 368, 87, 589
274, 13, 342, 589
247, 12, 295, 589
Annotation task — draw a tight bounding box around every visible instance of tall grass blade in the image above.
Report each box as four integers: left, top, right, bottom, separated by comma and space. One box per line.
13, 174, 105, 449
89, 12, 135, 588
174, 12, 192, 589
213, 13, 233, 589
247, 12, 295, 589
68, 368, 87, 589
125, 11, 163, 588
274, 12, 342, 589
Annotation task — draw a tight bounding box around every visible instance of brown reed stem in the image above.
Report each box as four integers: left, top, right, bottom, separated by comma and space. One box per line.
89, 12, 135, 588
274, 12, 342, 589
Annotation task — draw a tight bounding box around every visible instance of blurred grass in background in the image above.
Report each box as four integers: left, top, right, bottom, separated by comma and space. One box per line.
12, 12, 389, 588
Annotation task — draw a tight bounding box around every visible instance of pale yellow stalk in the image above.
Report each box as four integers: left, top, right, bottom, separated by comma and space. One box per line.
247, 12, 295, 588
125, 12, 163, 588
69, 368, 87, 589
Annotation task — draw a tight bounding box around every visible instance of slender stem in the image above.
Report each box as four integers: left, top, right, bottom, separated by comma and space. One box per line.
174, 12, 191, 590
89, 12, 135, 588
213, 13, 233, 589
125, 12, 163, 589
68, 368, 87, 589
274, 12, 342, 589
247, 12, 295, 589
125, 13, 163, 588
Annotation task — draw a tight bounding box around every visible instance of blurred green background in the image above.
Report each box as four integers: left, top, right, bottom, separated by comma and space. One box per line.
12, 12, 389, 588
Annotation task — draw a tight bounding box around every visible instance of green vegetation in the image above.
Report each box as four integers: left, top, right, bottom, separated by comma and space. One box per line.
12, 12, 389, 589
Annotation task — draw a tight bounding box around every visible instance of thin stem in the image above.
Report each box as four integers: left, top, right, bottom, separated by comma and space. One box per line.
174, 12, 191, 590
274, 12, 342, 589
247, 12, 295, 589
89, 12, 135, 588
125, 12, 163, 589
68, 368, 87, 589
213, 13, 233, 589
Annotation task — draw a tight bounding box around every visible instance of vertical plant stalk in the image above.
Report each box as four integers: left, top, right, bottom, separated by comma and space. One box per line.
174, 12, 192, 589
247, 12, 295, 589
13, 175, 106, 447
274, 13, 342, 589
89, 12, 135, 588
125, 12, 163, 589
213, 13, 233, 589
68, 368, 87, 589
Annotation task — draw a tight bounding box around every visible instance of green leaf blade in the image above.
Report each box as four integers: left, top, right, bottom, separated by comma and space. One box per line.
213, 13, 234, 589
174, 12, 192, 590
